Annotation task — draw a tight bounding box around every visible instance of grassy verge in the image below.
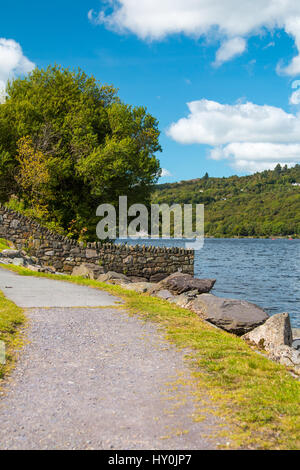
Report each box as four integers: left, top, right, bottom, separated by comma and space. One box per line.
0, 263, 299, 449
0, 290, 26, 381
0, 238, 12, 252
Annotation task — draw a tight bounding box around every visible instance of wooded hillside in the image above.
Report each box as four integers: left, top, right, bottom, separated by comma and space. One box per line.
152, 164, 300, 237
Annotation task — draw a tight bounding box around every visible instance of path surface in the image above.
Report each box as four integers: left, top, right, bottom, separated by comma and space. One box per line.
0, 268, 225, 450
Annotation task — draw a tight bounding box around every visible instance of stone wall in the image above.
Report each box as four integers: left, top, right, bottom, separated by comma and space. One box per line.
0, 205, 194, 280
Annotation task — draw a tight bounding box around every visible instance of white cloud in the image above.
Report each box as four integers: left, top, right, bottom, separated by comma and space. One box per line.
0, 38, 35, 97
160, 168, 172, 177
214, 37, 246, 66
210, 143, 300, 172
290, 80, 300, 104
292, 80, 300, 89
263, 41, 275, 49
168, 100, 300, 145
290, 89, 300, 105
167, 99, 300, 172
90, 0, 300, 74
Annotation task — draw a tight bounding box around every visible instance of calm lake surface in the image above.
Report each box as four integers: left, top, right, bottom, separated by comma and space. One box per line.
124, 238, 300, 328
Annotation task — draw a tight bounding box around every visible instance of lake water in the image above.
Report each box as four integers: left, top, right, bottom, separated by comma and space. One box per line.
124, 238, 300, 328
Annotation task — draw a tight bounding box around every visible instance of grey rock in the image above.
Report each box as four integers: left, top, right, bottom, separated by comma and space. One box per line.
0, 258, 13, 265
154, 272, 216, 295
243, 313, 293, 351
155, 289, 174, 300
149, 273, 169, 283
1, 249, 20, 258
292, 329, 300, 350
190, 294, 269, 335
269, 345, 300, 375
292, 328, 300, 339
122, 282, 156, 293
43, 266, 56, 274
72, 263, 104, 280
26, 265, 42, 272
44, 250, 54, 257
12, 258, 25, 266
97, 271, 131, 284
85, 249, 97, 259
10, 219, 19, 229
169, 290, 199, 308
127, 276, 148, 283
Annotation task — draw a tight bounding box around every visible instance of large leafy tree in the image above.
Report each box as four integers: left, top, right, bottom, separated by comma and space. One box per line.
0, 65, 161, 239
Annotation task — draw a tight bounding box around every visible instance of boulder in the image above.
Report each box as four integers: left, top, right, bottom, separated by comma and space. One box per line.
149, 273, 169, 283
121, 282, 156, 293
0, 258, 13, 265
243, 313, 293, 351
152, 272, 216, 295
169, 290, 199, 308
155, 289, 174, 300
0, 249, 20, 258
26, 265, 41, 272
12, 257, 25, 266
72, 263, 105, 280
292, 328, 300, 338
44, 266, 56, 274
97, 271, 131, 284
127, 276, 148, 283
292, 329, 300, 350
190, 294, 269, 335
269, 345, 300, 375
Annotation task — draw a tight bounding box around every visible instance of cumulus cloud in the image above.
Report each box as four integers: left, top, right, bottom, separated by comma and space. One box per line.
214, 37, 246, 66
0, 38, 35, 97
160, 168, 172, 177
89, 0, 300, 74
290, 80, 300, 105
210, 143, 300, 172
167, 99, 300, 172
290, 89, 300, 105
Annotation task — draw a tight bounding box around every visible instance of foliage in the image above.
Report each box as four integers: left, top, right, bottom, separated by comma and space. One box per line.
16, 136, 51, 218
152, 164, 300, 237
5, 195, 66, 235
0, 238, 10, 252
0, 65, 161, 239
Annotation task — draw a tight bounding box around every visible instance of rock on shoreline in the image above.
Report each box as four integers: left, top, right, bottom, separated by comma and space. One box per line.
243, 313, 300, 374
189, 294, 269, 336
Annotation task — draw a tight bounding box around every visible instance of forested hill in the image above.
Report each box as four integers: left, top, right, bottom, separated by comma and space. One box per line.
151, 164, 300, 237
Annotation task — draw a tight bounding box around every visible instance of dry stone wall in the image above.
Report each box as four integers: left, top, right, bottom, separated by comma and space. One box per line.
0, 205, 194, 280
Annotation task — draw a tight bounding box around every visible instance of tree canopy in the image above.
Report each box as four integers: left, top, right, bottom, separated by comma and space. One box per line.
0, 65, 161, 239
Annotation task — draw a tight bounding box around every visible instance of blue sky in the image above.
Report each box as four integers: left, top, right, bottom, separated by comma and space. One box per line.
1, 1, 300, 182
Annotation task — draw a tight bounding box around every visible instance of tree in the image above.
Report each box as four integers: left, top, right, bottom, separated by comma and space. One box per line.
16, 136, 51, 217
274, 163, 282, 175
0, 65, 161, 239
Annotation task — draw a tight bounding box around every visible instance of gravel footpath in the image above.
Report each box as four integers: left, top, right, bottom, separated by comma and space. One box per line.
0, 268, 225, 450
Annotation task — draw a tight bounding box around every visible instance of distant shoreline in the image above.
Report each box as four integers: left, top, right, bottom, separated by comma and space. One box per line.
204, 235, 300, 240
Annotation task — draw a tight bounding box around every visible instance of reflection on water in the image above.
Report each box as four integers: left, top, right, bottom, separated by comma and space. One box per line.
124, 238, 300, 328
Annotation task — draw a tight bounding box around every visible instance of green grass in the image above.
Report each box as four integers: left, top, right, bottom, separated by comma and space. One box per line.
0, 263, 299, 449
0, 290, 26, 381
0, 238, 11, 252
